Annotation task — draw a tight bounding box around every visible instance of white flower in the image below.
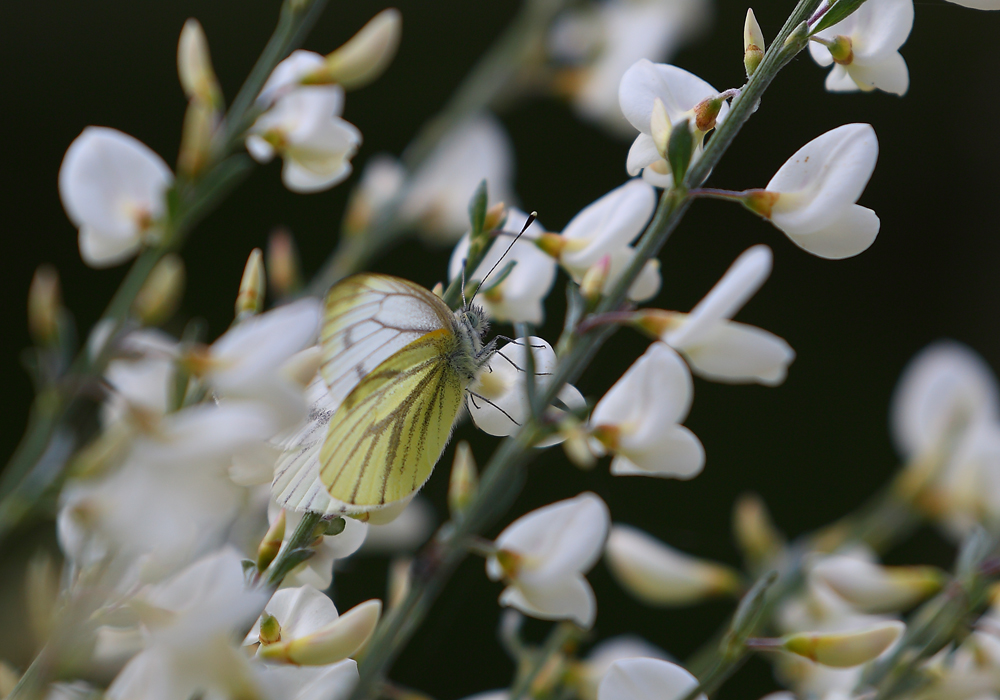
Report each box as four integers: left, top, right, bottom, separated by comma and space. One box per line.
107, 548, 268, 700
258, 50, 326, 104
247, 586, 381, 666
398, 114, 517, 243
646, 245, 794, 385
809, 552, 942, 614
247, 85, 362, 193
101, 330, 178, 428
618, 60, 729, 187
59, 127, 173, 268
604, 525, 741, 606
193, 298, 322, 426
547, 179, 661, 301
597, 658, 704, 700
572, 636, 670, 700
547, 0, 710, 136
344, 155, 406, 233
756, 123, 880, 259
253, 662, 359, 700
590, 343, 704, 478
468, 337, 585, 439
942, 0, 1000, 7
449, 209, 557, 324
486, 492, 610, 628
808, 0, 913, 96
890, 341, 999, 460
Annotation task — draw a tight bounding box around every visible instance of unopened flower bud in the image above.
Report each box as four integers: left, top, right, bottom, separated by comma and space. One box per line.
177, 19, 223, 108
235, 248, 266, 319
580, 255, 611, 303
258, 599, 382, 665
733, 493, 784, 569
693, 96, 724, 133
605, 525, 742, 606
259, 612, 282, 645
257, 509, 286, 572
310, 9, 402, 90
133, 254, 185, 326
431, 282, 445, 298
178, 99, 215, 177
744, 9, 766, 78
811, 556, 945, 613
483, 201, 508, 234
28, 265, 61, 346
780, 621, 904, 668
650, 98, 672, 157
448, 441, 478, 517
267, 228, 302, 298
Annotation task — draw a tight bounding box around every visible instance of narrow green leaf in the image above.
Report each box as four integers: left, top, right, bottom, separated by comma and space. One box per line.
668, 119, 694, 186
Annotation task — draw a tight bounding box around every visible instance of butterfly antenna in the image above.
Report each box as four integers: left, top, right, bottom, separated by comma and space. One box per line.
471, 211, 537, 302
460, 258, 469, 309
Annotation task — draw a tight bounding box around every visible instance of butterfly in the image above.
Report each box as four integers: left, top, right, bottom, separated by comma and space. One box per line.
272, 273, 498, 516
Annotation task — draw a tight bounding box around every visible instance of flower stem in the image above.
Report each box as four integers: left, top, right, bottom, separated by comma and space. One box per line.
263, 511, 323, 589
508, 622, 580, 700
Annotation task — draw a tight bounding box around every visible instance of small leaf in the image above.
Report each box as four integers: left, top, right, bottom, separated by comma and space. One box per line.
668, 119, 694, 186
468, 179, 489, 239
812, 0, 867, 35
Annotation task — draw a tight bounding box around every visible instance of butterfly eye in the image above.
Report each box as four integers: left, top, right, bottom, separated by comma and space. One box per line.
465, 311, 479, 328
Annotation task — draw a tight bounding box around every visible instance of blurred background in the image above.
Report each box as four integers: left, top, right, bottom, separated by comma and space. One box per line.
3, 0, 999, 696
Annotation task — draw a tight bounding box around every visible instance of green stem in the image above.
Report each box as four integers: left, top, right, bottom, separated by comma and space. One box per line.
264, 511, 323, 589
508, 622, 580, 700
307, 0, 571, 297
350, 2, 824, 696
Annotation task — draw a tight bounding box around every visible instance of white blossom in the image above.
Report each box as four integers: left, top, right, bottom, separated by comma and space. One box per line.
547, 179, 661, 301
398, 114, 517, 243
106, 548, 268, 700
449, 209, 557, 324
808, 0, 913, 96
101, 330, 178, 428
247, 586, 381, 666
572, 636, 670, 700
268, 506, 368, 590
757, 123, 880, 259
942, 0, 1000, 7
59, 127, 173, 267
486, 492, 610, 628
547, 0, 710, 135
468, 337, 585, 439
648, 245, 794, 385
604, 524, 741, 605
590, 343, 704, 478
618, 60, 729, 187
247, 84, 362, 193
809, 552, 942, 614
597, 658, 704, 700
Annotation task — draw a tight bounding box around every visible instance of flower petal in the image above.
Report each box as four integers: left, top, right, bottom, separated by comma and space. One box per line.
782, 204, 880, 259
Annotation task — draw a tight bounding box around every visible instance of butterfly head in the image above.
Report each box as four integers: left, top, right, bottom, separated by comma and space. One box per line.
459, 303, 489, 340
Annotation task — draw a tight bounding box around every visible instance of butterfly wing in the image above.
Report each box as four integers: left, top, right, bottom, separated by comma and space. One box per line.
321, 273, 455, 406
320, 328, 466, 508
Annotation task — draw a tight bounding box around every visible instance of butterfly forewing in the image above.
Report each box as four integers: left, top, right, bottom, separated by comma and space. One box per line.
319, 328, 465, 506
321, 274, 455, 406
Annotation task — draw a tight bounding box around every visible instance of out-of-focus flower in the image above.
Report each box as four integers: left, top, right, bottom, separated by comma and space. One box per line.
398, 114, 516, 243
186, 298, 322, 426
633, 245, 794, 385
809, 553, 943, 614
568, 636, 670, 700
548, 0, 710, 136
449, 209, 556, 324
247, 586, 381, 666
589, 343, 703, 478
314, 8, 402, 90
597, 658, 704, 700
780, 621, 905, 668
59, 127, 173, 268
744, 124, 879, 259
941, 0, 1000, 7
106, 548, 268, 700
101, 330, 178, 428
808, 0, 913, 96
343, 155, 406, 234
618, 60, 729, 187
487, 493, 610, 628
468, 337, 585, 440
604, 524, 741, 605
177, 19, 223, 108
247, 83, 362, 194
537, 179, 661, 301
359, 495, 436, 554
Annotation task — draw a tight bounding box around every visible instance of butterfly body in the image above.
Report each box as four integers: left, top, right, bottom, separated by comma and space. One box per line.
276, 273, 492, 513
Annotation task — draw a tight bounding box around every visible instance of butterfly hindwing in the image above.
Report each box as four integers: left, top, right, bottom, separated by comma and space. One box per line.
319, 328, 466, 507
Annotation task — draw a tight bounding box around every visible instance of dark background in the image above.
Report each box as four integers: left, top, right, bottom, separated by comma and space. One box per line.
3, 0, 999, 696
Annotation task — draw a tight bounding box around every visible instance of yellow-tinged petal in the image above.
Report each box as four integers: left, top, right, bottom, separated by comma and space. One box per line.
259, 599, 382, 665
650, 98, 672, 157
782, 621, 904, 668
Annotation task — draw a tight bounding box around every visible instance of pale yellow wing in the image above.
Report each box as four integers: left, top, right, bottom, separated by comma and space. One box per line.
319, 328, 465, 508
321, 273, 454, 407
